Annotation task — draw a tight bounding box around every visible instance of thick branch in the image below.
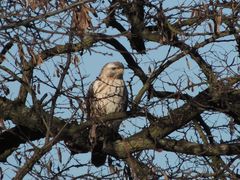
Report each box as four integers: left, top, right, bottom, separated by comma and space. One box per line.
0, 126, 44, 161
0, 96, 131, 156
39, 36, 96, 62
107, 89, 240, 158
157, 138, 240, 156
108, 136, 240, 158
0, 88, 239, 168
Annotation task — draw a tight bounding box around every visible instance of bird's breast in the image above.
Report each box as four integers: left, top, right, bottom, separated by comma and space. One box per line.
92, 79, 127, 114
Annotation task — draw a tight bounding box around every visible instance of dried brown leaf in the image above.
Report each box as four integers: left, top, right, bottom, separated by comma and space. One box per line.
209, 0, 213, 6
187, 78, 193, 91
215, 9, 222, 34
159, 36, 167, 44
191, 84, 194, 92
216, 14, 222, 25
148, 65, 152, 74
229, 119, 235, 136
69, 98, 74, 109
215, 15, 221, 33
164, 174, 169, 180
203, 4, 209, 15
191, 9, 196, 18
59, 0, 66, 9
56, 68, 60, 77
72, 4, 92, 36
33, 84, 37, 91
17, 43, 24, 61
73, 55, 80, 67
28, 0, 37, 10
191, 9, 200, 18
109, 164, 117, 174
41, 0, 48, 8
0, 118, 5, 129
2, 84, 10, 95
186, 58, 191, 69
208, 22, 213, 33
27, 47, 37, 65
27, 0, 48, 10
79, 5, 91, 29
37, 54, 43, 65
33, 84, 36, 91
0, 167, 3, 180
57, 147, 62, 163
37, 82, 41, 94
47, 160, 52, 173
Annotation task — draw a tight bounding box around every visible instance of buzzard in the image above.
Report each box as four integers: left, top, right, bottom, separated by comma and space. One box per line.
86, 61, 128, 167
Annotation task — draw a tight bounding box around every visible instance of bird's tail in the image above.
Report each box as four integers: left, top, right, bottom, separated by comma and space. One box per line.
91, 140, 107, 167
91, 126, 122, 167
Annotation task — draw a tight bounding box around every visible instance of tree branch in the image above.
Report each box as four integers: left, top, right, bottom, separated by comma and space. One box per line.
0, 0, 94, 31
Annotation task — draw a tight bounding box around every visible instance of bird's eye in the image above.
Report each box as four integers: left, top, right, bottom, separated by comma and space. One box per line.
112, 67, 117, 70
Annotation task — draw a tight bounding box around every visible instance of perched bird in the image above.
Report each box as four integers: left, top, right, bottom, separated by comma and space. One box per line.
86, 61, 128, 167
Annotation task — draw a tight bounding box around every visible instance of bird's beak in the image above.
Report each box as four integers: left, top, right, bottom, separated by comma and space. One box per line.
119, 67, 124, 74
115, 67, 124, 79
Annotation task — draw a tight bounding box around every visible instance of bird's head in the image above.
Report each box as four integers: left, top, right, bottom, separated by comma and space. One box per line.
99, 61, 125, 79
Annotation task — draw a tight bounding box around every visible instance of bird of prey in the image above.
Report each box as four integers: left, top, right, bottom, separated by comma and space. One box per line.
86, 61, 128, 167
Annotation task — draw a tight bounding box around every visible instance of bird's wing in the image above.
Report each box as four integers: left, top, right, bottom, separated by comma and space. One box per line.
123, 85, 128, 111
86, 80, 95, 120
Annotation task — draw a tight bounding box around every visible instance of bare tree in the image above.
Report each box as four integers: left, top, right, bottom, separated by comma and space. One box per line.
0, 0, 240, 179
